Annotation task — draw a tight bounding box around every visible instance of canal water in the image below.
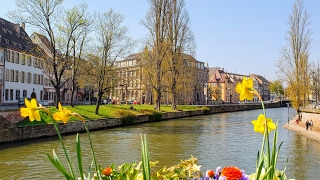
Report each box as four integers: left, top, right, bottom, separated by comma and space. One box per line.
0, 107, 319, 179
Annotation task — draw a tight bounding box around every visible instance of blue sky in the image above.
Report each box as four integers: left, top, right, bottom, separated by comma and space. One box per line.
1, 0, 320, 81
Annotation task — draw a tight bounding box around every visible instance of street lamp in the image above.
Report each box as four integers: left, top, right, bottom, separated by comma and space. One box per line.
205, 83, 208, 105
286, 102, 290, 125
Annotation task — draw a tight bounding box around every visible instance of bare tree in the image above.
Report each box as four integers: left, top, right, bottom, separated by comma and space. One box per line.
92, 9, 134, 114
166, 0, 195, 109
277, 0, 312, 117
310, 60, 320, 103
142, 0, 171, 111
7, 0, 88, 108
57, 3, 91, 107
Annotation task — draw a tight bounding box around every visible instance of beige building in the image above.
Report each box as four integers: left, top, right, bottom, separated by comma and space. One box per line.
113, 53, 209, 105
208, 67, 270, 103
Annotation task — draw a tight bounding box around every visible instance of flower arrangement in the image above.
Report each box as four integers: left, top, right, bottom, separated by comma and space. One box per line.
19, 76, 293, 180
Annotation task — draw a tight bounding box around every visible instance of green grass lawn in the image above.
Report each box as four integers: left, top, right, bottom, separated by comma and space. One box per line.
16, 104, 206, 126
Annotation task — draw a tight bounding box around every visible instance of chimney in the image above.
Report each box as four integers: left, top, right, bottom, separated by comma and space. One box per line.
21, 22, 25, 31
222, 68, 224, 71
14, 24, 20, 34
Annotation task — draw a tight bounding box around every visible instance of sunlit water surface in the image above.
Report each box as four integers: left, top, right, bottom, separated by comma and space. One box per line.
0, 107, 319, 179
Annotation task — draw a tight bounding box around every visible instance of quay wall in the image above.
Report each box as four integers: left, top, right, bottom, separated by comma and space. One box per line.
0, 103, 280, 144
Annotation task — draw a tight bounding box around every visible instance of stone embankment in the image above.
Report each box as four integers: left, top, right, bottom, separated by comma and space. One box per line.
283, 111, 320, 143
0, 103, 280, 144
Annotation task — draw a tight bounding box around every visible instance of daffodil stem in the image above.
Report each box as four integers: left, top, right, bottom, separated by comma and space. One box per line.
53, 121, 75, 179
83, 122, 100, 178
256, 89, 272, 180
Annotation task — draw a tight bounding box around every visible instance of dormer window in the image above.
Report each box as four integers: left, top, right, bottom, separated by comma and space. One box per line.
8, 30, 12, 35
0, 19, 4, 24
5, 38, 9, 44
16, 33, 20, 38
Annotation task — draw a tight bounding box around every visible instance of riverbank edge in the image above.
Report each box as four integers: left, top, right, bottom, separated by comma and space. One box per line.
0, 103, 281, 144
283, 112, 320, 144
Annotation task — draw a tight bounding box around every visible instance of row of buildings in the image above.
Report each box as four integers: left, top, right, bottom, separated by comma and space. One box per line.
0, 17, 271, 106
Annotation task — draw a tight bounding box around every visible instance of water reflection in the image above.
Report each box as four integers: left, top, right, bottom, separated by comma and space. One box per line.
0, 107, 320, 179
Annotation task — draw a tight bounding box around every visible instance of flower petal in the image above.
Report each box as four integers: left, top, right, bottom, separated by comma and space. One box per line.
33, 110, 41, 121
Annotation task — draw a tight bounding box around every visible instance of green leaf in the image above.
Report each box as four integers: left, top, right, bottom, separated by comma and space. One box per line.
76, 133, 84, 180
47, 150, 73, 179
141, 133, 150, 180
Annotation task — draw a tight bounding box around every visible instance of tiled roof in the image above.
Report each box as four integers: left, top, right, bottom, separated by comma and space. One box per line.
33, 32, 52, 52
124, 52, 197, 61
0, 17, 41, 56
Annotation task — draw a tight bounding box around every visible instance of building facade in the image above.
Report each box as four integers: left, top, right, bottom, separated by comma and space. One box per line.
113, 53, 208, 105
208, 67, 270, 103
0, 18, 44, 105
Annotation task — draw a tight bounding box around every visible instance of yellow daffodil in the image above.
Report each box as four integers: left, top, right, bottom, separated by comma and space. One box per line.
236, 76, 254, 101
53, 103, 73, 123
251, 114, 276, 134
20, 98, 41, 122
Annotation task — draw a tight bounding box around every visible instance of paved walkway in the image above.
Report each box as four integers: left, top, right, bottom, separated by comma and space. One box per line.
283, 119, 320, 143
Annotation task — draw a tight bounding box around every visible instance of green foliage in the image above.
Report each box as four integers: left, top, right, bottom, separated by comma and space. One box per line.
201, 107, 210, 115
114, 110, 137, 125
269, 80, 284, 98
148, 112, 162, 122
155, 156, 202, 179
16, 111, 52, 126
105, 163, 141, 180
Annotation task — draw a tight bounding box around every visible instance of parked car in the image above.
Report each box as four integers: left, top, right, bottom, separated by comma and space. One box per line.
38, 100, 49, 106
18, 97, 31, 107
133, 100, 140, 105
82, 100, 90, 105
127, 100, 134, 104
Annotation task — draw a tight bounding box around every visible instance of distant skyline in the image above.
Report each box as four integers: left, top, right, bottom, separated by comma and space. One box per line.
1, 0, 320, 81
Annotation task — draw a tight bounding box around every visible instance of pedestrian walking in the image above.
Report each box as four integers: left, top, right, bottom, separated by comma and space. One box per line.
310, 120, 313, 131
306, 120, 309, 131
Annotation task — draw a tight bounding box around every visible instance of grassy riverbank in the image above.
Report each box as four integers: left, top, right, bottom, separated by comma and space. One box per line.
16, 104, 206, 126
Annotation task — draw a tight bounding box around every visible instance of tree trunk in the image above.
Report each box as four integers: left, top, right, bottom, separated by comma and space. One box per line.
55, 87, 61, 108
154, 90, 161, 111
95, 91, 103, 114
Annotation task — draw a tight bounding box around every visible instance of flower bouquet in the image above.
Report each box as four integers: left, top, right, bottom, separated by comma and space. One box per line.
19, 77, 293, 180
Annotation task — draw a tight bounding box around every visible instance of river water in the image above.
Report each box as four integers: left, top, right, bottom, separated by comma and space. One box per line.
0, 107, 319, 179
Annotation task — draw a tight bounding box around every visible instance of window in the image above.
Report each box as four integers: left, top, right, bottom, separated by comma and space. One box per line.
5, 89, 8, 101
23, 90, 27, 97
33, 73, 37, 84
0, 49, 3, 63
5, 68, 9, 81
40, 75, 43, 85
27, 56, 31, 66
37, 74, 40, 84
21, 71, 25, 83
15, 70, 19, 82
40, 59, 43, 68
33, 58, 37, 67
6, 50, 9, 62
0, 68, 3, 82
40, 90, 43, 100
11, 51, 14, 63
21, 54, 26, 65
15, 52, 19, 64
27, 72, 31, 83
16, 90, 20, 100
10, 69, 14, 82
10, 89, 13, 101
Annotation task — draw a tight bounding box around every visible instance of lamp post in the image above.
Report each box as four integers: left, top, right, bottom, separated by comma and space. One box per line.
287, 102, 290, 125
205, 83, 208, 105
